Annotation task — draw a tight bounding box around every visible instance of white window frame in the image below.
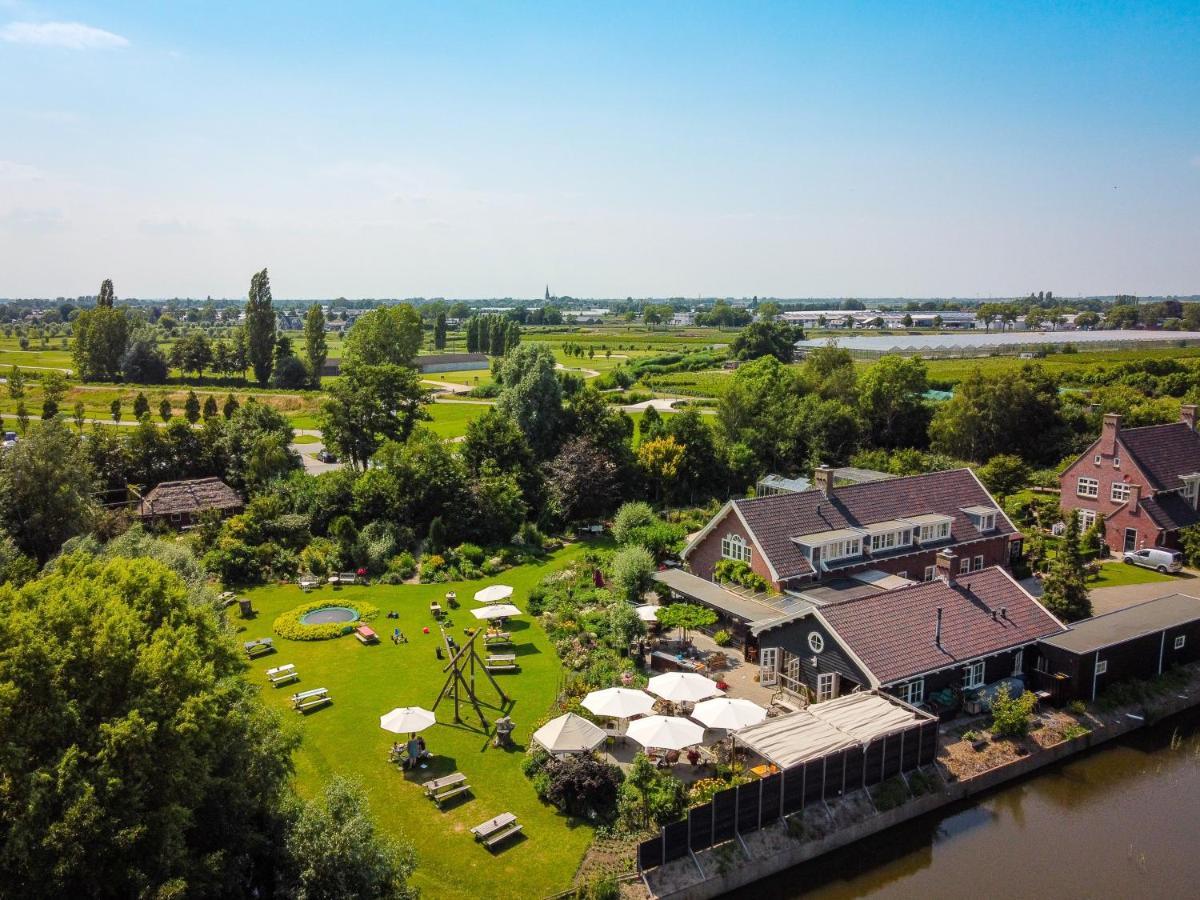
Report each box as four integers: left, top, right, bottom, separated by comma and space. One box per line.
1174, 635, 1186, 650
1111, 482, 1131, 503
1012, 648, 1024, 676
1095, 659, 1108, 675
977, 513, 996, 532
919, 521, 952, 543
973, 555, 985, 572
1077, 477, 1099, 498
759, 647, 779, 686
720, 533, 752, 564
1079, 509, 1097, 531
959, 558, 971, 575
896, 678, 924, 705
807, 631, 825, 654
924, 565, 936, 582
963, 659, 985, 689
816, 672, 838, 703
1183, 478, 1199, 507
823, 537, 862, 562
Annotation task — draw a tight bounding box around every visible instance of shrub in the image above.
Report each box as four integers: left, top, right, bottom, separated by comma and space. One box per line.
1068, 700, 1088, 716
712, 558, 750, 585
612, 501, 656, 544
541, 755, 623, 821
418, 553, 446, 582
273, 600, 379, 641
623, 521, 687, 560
990, 684, 1038, 738
713, 629, 732, 647
609, 545, 655, 603
453, 542, 485, 565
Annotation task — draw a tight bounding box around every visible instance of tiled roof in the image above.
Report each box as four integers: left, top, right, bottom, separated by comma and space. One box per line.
1140, 492, 1200, 532
139, 477, 243, 517
1119, 422, 1200, 491
817, 568, 1064, 685
733, 468, 1016, 580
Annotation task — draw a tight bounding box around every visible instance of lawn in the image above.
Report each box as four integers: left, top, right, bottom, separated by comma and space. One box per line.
424, 401, 491, 439
239, 543, 598, 899
909, 346, 1200, 387
1088, 559, 1179, 590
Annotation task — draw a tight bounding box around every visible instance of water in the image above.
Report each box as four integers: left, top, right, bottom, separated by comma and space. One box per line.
736, 710, 1200, 900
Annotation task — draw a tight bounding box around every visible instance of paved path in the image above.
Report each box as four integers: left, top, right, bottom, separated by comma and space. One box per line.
420, 379, 473, 395
290, 440, 343, 475
555, 362, 601, 378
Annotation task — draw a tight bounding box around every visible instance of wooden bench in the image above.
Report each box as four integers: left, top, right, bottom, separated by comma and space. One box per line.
243, 638, 275, 659
485, 654, 518, 672
423, 772, 471, 807
265, 663, 299, 686
298, 577, 320, 592
471, 812, 522, 849
484, 631, 512, 644
291, 687, 331, 713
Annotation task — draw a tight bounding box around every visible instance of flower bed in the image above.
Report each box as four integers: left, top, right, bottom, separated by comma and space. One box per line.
274, 600, 380, 641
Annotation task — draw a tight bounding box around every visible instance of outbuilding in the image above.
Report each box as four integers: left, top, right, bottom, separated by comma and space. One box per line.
1036, 593, 1200, 702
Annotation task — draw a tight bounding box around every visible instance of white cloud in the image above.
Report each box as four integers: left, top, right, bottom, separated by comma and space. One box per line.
0, 160, 44, 182
1, 21, 129, 49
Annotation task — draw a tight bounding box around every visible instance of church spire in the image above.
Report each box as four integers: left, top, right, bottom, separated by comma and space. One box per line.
545, 284, 551, 302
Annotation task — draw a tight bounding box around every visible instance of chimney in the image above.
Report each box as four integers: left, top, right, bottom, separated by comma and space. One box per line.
1129, 483, 1141, 514
1000, 607, 1008, 620
1182, 405, 1198, 432
934, 606, 943, 648
935, 549, 957, 586
1099, 413, 1122, 456
813, 465, 836, 498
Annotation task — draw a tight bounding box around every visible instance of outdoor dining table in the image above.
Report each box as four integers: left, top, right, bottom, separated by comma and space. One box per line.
471, 812, 516, 839
423, 772, 466, 795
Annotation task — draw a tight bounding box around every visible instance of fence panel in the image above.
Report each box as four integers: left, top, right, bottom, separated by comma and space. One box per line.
736, 781, 761, 834
919, 720, 938, 764
638, 836, 663, 871
664, 819, 690, 863
842, 745, 864, 793
900, 725, 920, 770
882, 732, 903, 780
712, 787, 738, 843
863, 740, 885, 787
823, 750, 846, 801
760, 772, 783, 822
688, 804, 713, 852
803, 759, 824, 805
782, 764, 805, 814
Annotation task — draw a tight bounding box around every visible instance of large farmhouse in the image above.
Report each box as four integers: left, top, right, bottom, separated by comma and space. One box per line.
750, 554, 1065, 705
1058, 406, 1200, 555
683, 467, 1021, 593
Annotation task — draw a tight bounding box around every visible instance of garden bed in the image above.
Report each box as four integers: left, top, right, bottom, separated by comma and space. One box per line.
273, 599, 379, 640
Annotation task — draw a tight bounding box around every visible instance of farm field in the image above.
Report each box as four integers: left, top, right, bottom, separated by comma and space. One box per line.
915, 346, 1200, 386
239, 542, 599, 900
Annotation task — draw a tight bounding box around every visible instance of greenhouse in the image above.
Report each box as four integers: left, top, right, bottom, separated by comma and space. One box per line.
794, 329, 1200, 359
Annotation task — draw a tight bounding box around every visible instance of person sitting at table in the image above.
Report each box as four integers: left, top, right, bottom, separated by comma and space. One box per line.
416, 735, 431, 760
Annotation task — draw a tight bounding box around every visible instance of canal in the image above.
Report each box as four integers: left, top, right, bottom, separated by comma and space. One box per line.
736, 709, 1200, 899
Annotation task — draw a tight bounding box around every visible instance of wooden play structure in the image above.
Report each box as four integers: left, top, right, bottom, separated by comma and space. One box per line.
431, 626, 511, 729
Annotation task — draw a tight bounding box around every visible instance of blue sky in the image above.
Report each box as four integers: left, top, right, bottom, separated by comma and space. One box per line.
1, 1, 1198, 299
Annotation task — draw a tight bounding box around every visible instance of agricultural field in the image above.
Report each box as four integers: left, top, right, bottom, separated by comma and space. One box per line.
887, 346, 1200, 386
240, 542, 600, 900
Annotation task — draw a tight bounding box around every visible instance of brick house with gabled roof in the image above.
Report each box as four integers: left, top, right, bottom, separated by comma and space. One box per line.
749, 554, 1065, 705
682, 466, 1022, 593
1058, 405, 1200, 556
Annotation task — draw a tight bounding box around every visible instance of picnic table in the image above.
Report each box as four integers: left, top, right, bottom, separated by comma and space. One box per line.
291, 687, 331, 713
423, 772, 471, 807
298, 576, 319, 591
243, 637, 274, 658
484, 631, 512, 644
355, 625, 379, 644
485, 654, 518, 672
471, 812, 522, 849
265, 663, 299, 686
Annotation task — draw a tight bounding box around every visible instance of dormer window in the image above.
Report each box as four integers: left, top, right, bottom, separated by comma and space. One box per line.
863, 520, 915, 554
1182, 476, 1200, 509
961, 505, 999, 532
905, 514, 954, 544
720, 533, 752, 564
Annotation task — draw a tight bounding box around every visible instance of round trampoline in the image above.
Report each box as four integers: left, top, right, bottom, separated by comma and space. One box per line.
300, 606, 360, 626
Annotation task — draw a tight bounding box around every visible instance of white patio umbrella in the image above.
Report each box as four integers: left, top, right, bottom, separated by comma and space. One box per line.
634, 604, 659, 622
690, 697, 767, 731
582, 687, 656, 720
471, 603, 522, 620
532, 713, 606, 755
626, 715, 705, 752
379, 706, 436, 735
474, 584, 514, 604
647, 672, 724, 704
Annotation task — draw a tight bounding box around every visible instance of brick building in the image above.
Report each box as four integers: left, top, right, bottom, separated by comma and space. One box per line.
682, 467, 1021, 593
1058, 406, 1200, 555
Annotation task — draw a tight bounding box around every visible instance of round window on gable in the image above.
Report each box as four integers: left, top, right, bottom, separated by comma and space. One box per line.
808, 632, 825, 654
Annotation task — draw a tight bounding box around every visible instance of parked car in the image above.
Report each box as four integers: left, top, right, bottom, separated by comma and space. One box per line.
2, 431, 16, 449
316, 449, 337, 463
1122, 547, 1183, 574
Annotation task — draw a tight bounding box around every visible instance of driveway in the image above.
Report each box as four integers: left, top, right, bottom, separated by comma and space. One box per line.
291, 440, 343, 475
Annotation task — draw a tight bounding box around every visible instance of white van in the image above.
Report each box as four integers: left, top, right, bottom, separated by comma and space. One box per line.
1122, 547, 1184, 574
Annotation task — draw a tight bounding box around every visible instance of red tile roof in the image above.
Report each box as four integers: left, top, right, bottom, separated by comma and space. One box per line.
816, 567, 1064, 685
1119, 422, 1200, 491
732, 468, 1017, 580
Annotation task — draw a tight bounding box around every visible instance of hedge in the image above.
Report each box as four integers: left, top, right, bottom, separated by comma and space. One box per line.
273, 600, 380, 641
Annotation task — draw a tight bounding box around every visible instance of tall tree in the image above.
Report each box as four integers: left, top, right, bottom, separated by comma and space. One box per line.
303, 302, 328, 386
1041, 509, 1093, 621
433, 311, 447, 350
0, 418, 96, 562
245, 268, 277, 386
132, 392, 150, 419
318, 363, 430, 470
856, 354, 931, 449
0, 553, 298, 897
494, 344, 563, 459
341, 305, 422, 368
96, 277, 115, 307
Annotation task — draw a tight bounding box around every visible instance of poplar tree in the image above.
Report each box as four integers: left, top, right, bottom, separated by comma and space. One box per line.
245, 268, 276, 386
303, 303, 328, 386
434, 311, 447, 350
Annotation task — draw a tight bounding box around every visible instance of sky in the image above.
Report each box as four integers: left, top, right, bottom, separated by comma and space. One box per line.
1, 1, 1198, 300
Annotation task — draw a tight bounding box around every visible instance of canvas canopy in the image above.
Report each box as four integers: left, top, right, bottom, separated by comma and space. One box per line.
471, 604, 522, 620
734, 692, 928, 768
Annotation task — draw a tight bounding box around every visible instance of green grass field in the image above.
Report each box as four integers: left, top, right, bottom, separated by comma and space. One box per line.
240, 543, 598, 900
424, 401, 490, 439
1088, 559, 1179, 590
913, 346, 1200, 386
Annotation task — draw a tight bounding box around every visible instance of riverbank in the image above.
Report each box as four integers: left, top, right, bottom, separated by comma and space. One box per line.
633, 663, 1200, 899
